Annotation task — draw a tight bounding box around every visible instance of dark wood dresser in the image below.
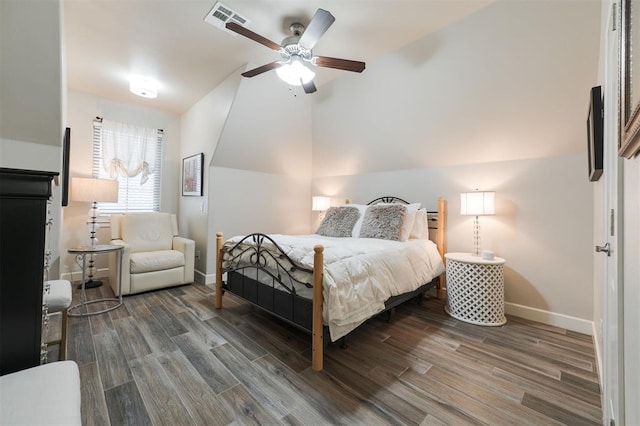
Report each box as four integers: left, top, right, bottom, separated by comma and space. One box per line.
0, 168, 57, 375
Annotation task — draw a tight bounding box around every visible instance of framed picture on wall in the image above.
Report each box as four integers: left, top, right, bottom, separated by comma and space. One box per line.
587, 86, 603, 181
182, 153, 203, 196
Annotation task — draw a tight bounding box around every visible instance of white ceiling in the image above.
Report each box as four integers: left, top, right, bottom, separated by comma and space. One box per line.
64, 0, 493, 114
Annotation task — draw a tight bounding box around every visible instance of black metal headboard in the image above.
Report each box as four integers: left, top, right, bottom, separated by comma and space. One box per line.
366, 196, 439, 231
367, 196, 409, 205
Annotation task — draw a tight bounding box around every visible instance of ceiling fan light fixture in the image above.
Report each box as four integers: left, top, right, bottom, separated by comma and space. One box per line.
276, 59, 315, 86
129, 75, 159, 98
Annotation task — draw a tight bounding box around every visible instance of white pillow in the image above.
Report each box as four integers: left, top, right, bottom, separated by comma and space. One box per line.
349, 204, 369, 237
409, 209, 430, 240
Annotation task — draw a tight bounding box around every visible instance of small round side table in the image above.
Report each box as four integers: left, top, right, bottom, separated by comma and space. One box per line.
68, 244, 123, 317
444, 252, 506, 326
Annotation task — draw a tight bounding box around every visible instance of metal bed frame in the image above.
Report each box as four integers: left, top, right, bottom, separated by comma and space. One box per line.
215, 196, 447, 371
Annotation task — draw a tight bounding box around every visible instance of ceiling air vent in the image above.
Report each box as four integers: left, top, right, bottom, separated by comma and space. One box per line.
204, 2, 250, 35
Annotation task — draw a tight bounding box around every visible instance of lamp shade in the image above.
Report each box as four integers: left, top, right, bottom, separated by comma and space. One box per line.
460, 191, 495, 216
311, 196, 331, 211
71, 177, 119, 203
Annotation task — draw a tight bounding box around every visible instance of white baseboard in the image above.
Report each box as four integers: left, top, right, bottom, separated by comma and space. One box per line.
194, 270, 215, 285
59, 267, 109, 283
592, 321, 604, 388
505, 302, 594, 335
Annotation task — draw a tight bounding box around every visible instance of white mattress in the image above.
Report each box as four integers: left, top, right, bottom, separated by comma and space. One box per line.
224, 234, 445, 341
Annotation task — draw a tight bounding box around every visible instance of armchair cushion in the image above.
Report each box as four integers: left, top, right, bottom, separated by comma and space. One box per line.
120, 212, 175, 253
130, 250, 185, 274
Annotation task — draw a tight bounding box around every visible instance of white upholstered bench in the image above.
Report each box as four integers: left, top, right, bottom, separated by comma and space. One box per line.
0, 361, 81, 425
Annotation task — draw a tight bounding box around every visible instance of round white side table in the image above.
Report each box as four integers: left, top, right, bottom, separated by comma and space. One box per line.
444, 252, 506, 326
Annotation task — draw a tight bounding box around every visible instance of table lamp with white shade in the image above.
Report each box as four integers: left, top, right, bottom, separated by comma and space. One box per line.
460, 190, 495, 257
71, 177, 119, 288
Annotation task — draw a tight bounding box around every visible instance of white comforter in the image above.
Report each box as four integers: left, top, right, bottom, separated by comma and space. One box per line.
226, 234, 445, 341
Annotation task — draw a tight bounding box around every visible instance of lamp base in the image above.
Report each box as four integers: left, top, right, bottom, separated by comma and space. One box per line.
78, 279, 103, 289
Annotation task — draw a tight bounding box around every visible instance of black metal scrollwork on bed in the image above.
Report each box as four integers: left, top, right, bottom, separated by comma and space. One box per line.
367, 196, 409, 205
222, 233, 312, 295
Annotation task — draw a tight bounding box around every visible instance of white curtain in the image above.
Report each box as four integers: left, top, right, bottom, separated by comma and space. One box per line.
100, 119, 158, 184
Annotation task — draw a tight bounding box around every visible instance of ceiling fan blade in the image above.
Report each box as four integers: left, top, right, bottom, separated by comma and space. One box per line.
241, 62, 284, 78
302, 80, 317, 94
226, 22, 282, 52
298, 9, 335, 50
314, 56, 366, 73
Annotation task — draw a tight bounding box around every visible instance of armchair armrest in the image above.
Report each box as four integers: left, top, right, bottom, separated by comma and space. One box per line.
172, 236, 195, 283
108, 239, 131, 296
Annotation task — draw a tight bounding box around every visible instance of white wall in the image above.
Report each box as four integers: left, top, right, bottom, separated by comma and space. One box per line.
0, 0, 63, 150
178, 66, 313, 283
623, 156, 640, 424
308, 0, 600, 332
213, 70, 313, 177
0, 0, 65, 277
61, 90, 181, 281
312, 0, 601, 177
179, 70, 242, 281
313, 154, 593, 329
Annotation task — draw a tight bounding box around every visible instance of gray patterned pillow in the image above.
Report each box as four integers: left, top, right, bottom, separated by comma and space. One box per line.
315, 206, 360, 237
358, 204, 407, 241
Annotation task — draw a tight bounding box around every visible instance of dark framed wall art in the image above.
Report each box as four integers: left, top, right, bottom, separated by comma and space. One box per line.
587, 86, 604, 182
182, 153, 203, 196
61, 127, 71, 206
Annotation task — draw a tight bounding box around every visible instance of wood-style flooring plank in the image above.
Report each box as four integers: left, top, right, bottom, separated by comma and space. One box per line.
104, 380, 152, 426
67, 320, 96, 365
218, 384, 283, 425
204, 316, 268, 361
521, 392, 601, 426
128, 354, 194, 426
211, 344, 302, 419
174, 310, 227, 349
146, 302, 189, 337
78, 362, 110, 426
93, 329, 133, 390
172, 332, 238, 394
157, 350, 236, 425
112, 316, 153, 361
322, 356, 429, 425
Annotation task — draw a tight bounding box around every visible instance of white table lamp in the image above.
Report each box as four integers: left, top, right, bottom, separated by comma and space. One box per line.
71, 177, 119, 288
460, 191, 495, 256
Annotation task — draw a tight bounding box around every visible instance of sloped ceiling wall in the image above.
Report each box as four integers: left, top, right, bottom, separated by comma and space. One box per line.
311, 0, 602, 177
213, 70, 312, 178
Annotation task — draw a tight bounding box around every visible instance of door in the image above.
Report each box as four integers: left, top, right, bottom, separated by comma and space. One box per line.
600, 1, 624, 424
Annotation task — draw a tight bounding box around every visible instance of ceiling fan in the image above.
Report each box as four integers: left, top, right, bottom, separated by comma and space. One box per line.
226, 8, 366, 94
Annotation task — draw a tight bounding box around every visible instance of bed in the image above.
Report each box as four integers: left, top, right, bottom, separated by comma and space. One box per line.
215, 196, 447, 371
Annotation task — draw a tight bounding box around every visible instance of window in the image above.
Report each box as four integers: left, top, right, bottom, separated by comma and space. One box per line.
92, 118, 163, 214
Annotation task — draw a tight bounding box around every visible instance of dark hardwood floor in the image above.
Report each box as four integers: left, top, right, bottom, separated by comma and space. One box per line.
45, 281, 602, 425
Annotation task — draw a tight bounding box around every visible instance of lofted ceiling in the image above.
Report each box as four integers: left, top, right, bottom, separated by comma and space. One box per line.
64, 0, 493, 114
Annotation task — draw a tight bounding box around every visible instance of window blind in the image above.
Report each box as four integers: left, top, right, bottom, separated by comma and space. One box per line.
92, 118, 163, 214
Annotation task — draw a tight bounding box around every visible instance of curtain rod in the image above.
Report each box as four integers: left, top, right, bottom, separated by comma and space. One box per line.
93, 116, 164, 133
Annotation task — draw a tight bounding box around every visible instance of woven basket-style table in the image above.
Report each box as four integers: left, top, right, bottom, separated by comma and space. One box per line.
444, 252, 506, 326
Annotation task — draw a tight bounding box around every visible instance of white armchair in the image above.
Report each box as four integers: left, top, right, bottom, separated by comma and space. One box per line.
108, 212, 195, 296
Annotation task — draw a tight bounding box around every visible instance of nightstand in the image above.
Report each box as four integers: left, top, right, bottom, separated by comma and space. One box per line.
444, 252, 506, 326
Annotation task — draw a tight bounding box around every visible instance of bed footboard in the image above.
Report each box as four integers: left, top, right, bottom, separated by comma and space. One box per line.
215, 232, 325, 371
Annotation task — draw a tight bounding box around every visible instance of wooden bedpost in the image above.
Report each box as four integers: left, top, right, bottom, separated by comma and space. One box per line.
215, 232, 223, 309
312, 245, 324, 371
436, 197, 447, 299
